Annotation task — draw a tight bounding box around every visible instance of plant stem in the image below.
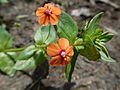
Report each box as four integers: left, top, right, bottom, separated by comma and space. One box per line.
20, 70, 33, 79
53, 25, 59, 38
2, 47, 25, 52
66, 49, 79, 82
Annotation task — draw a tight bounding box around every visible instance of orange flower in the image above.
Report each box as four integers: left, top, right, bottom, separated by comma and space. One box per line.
47, 38, 74, 66
36, 3, 61, 26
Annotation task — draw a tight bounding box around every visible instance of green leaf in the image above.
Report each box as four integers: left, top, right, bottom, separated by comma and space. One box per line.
34, 24, 55, 45
98, 32, 113, 43
45, 26, 56, 45
74, 38, 84, 51
84, 12, 103, 36
79, 36, 100, 60
90, 28, 103, 41
65, 49, 79, 82
13, 58, 35, 70
83, 12, 113, 44
34, 50, 46, 66
0, 25, 13, 51
57, 11, 78, 44
99, 50, 115, 62
0, 52, 16, 76
78, 12, 104, 61
0, 0, 8, 3
16, 45, 37, 60
80, 12, 114, 62
74, 38, 83, 45
95, 42, 115, 62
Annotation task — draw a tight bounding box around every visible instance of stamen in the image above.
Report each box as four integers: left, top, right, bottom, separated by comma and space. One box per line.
61, 51, 66, 57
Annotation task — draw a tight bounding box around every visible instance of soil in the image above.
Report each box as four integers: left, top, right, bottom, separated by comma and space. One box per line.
0, 0, 120, 90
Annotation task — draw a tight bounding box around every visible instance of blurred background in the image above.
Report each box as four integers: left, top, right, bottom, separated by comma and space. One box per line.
0, 0, 120, 90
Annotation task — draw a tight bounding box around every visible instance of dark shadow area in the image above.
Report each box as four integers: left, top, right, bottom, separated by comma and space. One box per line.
25, 80, 75, 90
24, 60, 75, 90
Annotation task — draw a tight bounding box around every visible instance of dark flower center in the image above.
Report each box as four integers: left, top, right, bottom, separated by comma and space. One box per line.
45, 10, 52, 16
60, 51, 66, 58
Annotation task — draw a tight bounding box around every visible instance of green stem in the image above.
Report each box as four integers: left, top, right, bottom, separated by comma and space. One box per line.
35, 44, 47, 48
53, 25, 59, 38
66, 49, 79, 82
2, 47, 25, 52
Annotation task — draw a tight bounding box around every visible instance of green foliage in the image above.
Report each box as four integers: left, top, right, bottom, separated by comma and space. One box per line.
34, 24, 56, 45
0, 52, 16, 76
76, 13, 103, 61
76, 12, 114, 62
0, 25, 16, 76
12, 45, 38, 71
74, 38, 84, 51
84, 12, 103, 36
0, 25, 13, 51
97, 32, 114, 43
33, 24, 56, 66
65, 49, 79, 82
57, 11, 78, 44
13, 58, 35, 70
65, 12, 114, 82
79, 35, 100, 60
16, 45, 37, 60
0, 10, 114, 82
34, 50, 46, 66
13, 24, 56, 71
100, 50, 114, 62
95, 41, 115, 62
0, 0, 8, 3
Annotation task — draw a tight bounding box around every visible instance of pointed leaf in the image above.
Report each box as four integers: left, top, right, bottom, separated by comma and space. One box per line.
0, 52, 16, 76
16, 45, 37, 60
34, 25, 55, 45
0, 25, 13, 51
84, 12, 103, 36
99, 50, 115, 62
99, 32, 114, 42
57, 11, 78, 44
13, 58, 35, 70
79, 36, 100, 60
95, 42, 115, 62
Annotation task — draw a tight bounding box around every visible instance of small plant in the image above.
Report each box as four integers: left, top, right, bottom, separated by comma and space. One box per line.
0, 2, 114, 82
0, 0, 9, 4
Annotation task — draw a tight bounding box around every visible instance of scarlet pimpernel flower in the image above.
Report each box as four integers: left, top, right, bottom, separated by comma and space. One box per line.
36, 3, 61, 26
47, 38, 74, 66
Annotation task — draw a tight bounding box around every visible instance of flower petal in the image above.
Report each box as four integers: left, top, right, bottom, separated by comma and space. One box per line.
44, 3, 54, 9
47, 43, 61, 56
44, 16, 49, 26
58, 38, 69, 50
66, 46, 74, 56
51, 6, 61, 15
50, 55, 62, 66
38, 15, 49, 26
44, 3, 61, 15
36, 7, 46, 17
38, 15, 45, 25
50, 14, 59, 25
62, 56, 71, 65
